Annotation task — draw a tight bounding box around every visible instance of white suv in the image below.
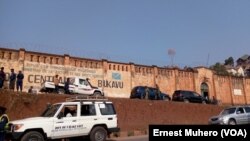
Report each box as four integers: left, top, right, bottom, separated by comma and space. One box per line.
7, 96, 120, 141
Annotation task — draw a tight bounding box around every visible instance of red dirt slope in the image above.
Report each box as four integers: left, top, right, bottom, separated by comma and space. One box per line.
0, 89, 225, 134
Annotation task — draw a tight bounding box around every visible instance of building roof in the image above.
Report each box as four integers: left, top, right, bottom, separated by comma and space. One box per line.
239, 54, 250, 61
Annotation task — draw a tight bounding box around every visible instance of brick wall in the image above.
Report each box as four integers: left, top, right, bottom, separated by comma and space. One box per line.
0, 47, 249, 105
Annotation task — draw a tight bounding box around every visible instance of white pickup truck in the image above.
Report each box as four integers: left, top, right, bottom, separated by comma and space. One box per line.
40, 77, 104, 96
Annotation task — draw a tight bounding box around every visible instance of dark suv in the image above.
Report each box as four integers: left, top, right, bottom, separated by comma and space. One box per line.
130, 86, 171, 101
172, 90, 208, 104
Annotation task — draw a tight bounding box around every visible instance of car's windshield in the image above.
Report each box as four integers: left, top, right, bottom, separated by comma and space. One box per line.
220, 107, 236, 115
41, 104, 61, 117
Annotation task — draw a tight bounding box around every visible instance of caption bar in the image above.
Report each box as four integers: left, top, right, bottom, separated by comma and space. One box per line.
149, 125, 250, 141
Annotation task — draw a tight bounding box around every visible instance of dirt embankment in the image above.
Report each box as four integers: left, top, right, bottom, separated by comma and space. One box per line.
0, 89, 225, 134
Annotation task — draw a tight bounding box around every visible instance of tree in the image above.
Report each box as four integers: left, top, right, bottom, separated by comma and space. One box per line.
224, 57, 234, 67
210, 62, 229, 75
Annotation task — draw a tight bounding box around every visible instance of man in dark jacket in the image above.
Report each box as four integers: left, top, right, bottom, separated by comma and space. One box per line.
64, 77, 70, 94
16, 70, 24, 92
0, 106, 9, 141
155, 84, 161, 100
9, 69, 16, 91
0, 67, 6, 89
53, 74, 59, 93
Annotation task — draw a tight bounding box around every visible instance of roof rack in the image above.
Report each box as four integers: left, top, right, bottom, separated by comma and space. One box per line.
66, 96, 108, 102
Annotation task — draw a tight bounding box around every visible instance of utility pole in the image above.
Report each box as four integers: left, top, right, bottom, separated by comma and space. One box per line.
168, 48, 176, 67
206, 53, 210, 67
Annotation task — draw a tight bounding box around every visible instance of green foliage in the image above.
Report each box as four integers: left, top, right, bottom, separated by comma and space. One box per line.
210, 62, 229, 75
224, 57, 234, 66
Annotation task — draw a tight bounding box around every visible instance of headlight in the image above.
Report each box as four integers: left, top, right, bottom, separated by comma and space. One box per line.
218, 117, 228, 124
218, 117, 223, 120
13, 124, 24, 131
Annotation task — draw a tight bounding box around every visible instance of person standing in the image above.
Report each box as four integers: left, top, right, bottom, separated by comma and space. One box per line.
16, 70, 24, 92
155, 84, 161, 100
28, 86, 36, 94
9, 69, 16, 91
0, 106, 9, 141
64, 77, 70, 94
53, 74, 59, 93
0, 67, 6, 89
145, 86, 150, 100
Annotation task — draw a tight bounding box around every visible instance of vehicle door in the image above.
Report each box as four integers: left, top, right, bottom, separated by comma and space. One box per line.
139, 87, 145, 99
186, 91, 196, 103
235, 107, 247, 124
149, 88, 157, 100
243, 106, 250, 124
76, 78, 93, 95
77, 102, 99, 136
98, 102, 118, 129
192, 92, 203, 103
52, 103, 80, 138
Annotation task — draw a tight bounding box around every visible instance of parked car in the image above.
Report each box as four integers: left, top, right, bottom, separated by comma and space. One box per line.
130, 86, 171, 101
208, 105, 250, 125
172, 90, 208, 104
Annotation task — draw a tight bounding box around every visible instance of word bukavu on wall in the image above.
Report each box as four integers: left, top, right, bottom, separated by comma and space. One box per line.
26, 75, 124, 89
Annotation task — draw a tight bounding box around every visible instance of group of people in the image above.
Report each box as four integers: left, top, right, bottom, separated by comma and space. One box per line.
0, 67, 24, 92
53, 74, 71, 94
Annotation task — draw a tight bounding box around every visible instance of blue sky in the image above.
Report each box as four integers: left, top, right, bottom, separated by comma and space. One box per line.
0, 0, 250, 68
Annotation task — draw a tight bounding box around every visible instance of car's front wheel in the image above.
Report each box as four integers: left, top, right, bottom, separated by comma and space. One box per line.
21, 131, 44, 141
184, 99, 189, 103
89, 126, 107, 141
93, 91, 102, 97
162, 96, 170, 101
228, 119, 236, 125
